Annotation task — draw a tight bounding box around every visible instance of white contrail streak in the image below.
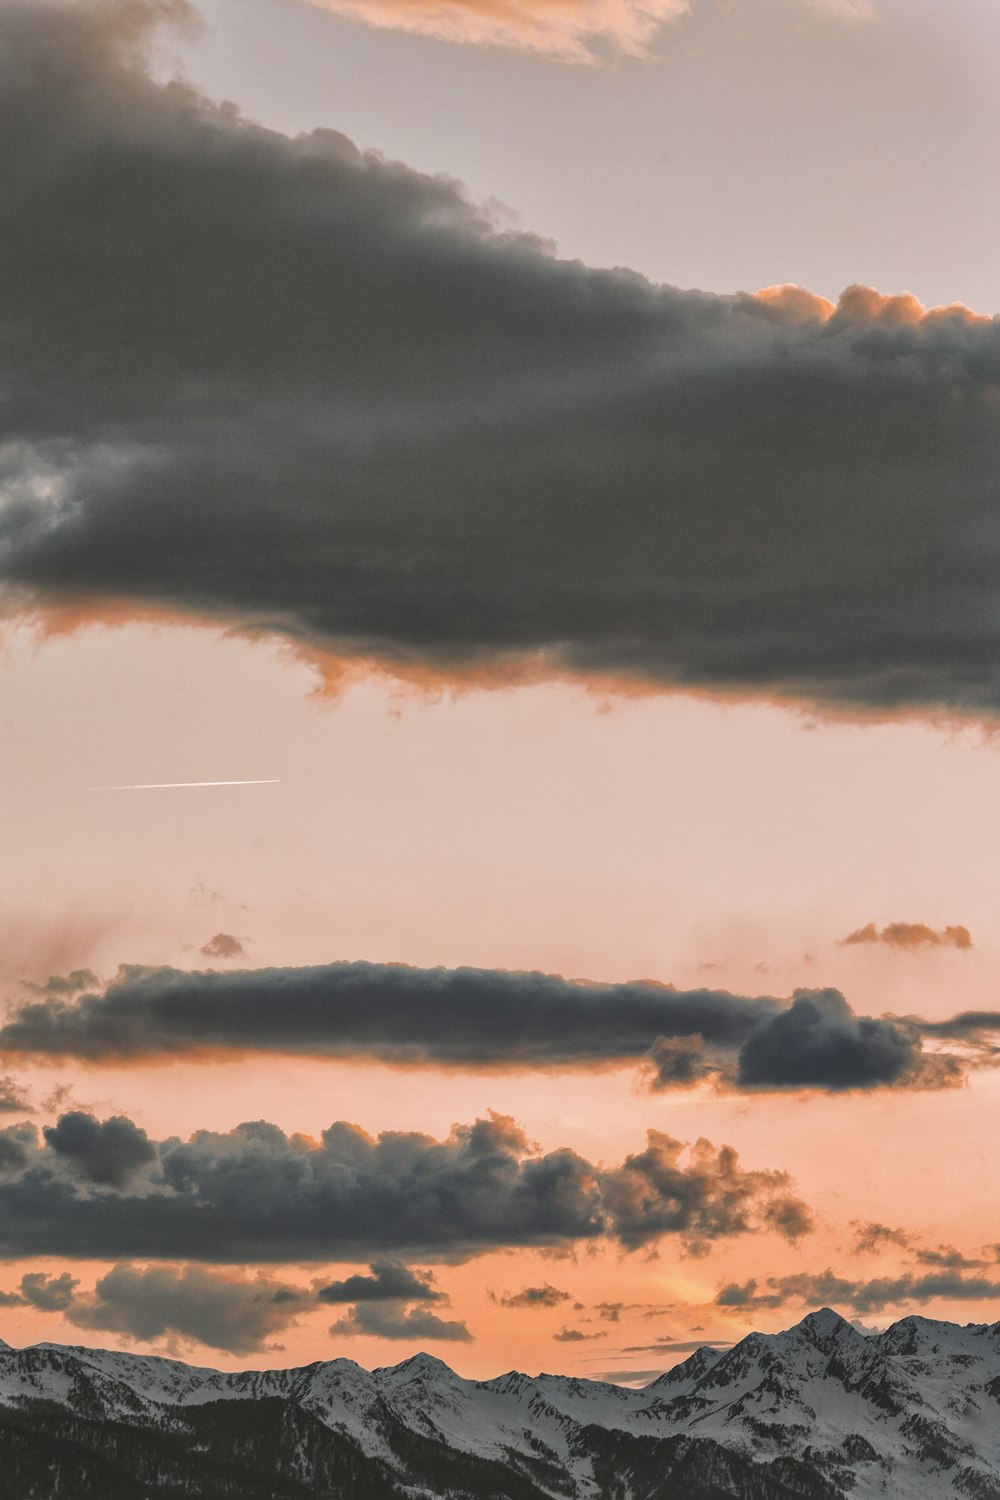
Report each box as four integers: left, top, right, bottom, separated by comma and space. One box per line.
92, 779, 283, 790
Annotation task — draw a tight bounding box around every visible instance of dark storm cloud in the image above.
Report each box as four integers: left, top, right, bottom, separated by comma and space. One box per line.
3, 3, 1000, 717
716, 1269, 1000, 1314
67, 1263, 307, 1355
329, 1302, 472, 1341
0, 961, 967, 1093
317, 1260, 442, 1303
0, 1110, 809, 1262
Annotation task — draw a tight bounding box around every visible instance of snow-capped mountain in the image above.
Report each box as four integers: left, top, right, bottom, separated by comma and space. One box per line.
4, 1308, 1000, 1498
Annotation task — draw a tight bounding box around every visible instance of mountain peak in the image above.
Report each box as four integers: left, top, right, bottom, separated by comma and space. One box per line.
796, 1306, 855, 1342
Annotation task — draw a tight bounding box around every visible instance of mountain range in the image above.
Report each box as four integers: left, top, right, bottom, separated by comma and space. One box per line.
4, 1308, 1000, 1498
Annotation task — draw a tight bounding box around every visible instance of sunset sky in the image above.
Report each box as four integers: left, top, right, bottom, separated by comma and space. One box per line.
2, 0, 1000, 1381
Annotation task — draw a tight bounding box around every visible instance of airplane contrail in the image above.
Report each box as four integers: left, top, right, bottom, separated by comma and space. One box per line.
92, 779, 283, 790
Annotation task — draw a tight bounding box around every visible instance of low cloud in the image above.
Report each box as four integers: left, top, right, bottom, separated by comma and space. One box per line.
1, 3, 999, 722
841, 923, 972, 951
67, 1263, 307, 1355
0, 1110, 810, 1263
199, 934, 245, 961
620, 1338, 733, 1354
717, 1268, 1000, 1315
329, 1303, 472, 1341
554, 1327, 606, 1343
491, 1283, 571, 1309
317, 1261, 442, 1303
0, 960, 972, 1094
0, 1270, 80, 1312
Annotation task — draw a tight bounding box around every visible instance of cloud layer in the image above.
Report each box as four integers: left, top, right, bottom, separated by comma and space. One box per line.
2, 2, 1000, 717
0, 960, 965, 1093
0, 1109, 810, 1262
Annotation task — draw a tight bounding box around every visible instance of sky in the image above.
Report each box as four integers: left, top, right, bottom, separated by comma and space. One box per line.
1, 0, 1000, 1379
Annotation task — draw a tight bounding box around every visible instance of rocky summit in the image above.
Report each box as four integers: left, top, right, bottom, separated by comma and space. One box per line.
4, 1308, 1000, 1497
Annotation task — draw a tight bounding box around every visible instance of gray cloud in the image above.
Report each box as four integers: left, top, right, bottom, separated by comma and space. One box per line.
841, 923, 973, 951
2, 3, 1000, 718
0, 961, 968, 1094
717, 1268, 1000, 1315
0, 1109, 809, 1262
317, 1260, 442, 1303
490, 1283, 571, 1309
0, 1270, 81, 1311
850, 1221, 911, 1255
554, 1327, 606, 1342
19, 1270, 79, 1311
42, 1111, 158, 1188
0, 1074, 32, 1114
735, 988, 959, 1091
199, 934, 245, 961
329, 1301, 472, 1342
620, 1338, 733, 1353
67, 1263, 307, 1355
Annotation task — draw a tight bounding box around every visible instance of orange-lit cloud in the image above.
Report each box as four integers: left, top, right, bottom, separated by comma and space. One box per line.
841, 922, 973, 951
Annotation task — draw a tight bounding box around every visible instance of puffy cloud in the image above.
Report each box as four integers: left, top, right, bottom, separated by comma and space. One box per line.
490, 1283, 571, 1308
199, 933, 245, 961
553, 1327, 606, 1342
735, 989, 960, 1092
42, 1111, 158, 1189
0, 961, 969, 1094
19, 1270, 79, 1311
0, 1270, 81, 1311
317, 1260, 442, 1303
841, 923, 972, 951
0, 1109, 809, 1262
329, 1301, 472, 1341
67, 1263, 307, 1355
1, 4, 1000, 719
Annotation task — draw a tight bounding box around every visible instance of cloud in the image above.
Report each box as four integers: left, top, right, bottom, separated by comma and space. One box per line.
0, 1270, 80, 1311
554, 1326, 606, 1342
199, 933, 245, 961
850, 1221, 911, 1255
299, 0, 689, 63
735, 989, 960, 1092
317, 1261, 442, 1303
0, 1109, 809, 1262
19, 1270, 79, 1311
0, 1074, 32, 1114
298, 0, 872, 63
42, 1111, 158, 1189
620, 1338, 733, 1353
491, 1282, 571, 1309
0, 960, 970, 1094
716, 1269, 1000, 1315
1, 3, 999, 720
841, 923, 972, 951
329, 1301, 472, 1341
67, 1263, 307, 1355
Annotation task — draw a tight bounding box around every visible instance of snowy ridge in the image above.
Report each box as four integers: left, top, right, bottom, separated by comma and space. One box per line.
4, 1309, 1000, 1497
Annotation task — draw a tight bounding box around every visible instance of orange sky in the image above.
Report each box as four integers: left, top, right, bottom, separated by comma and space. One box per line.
3, 0, 1000, 1381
